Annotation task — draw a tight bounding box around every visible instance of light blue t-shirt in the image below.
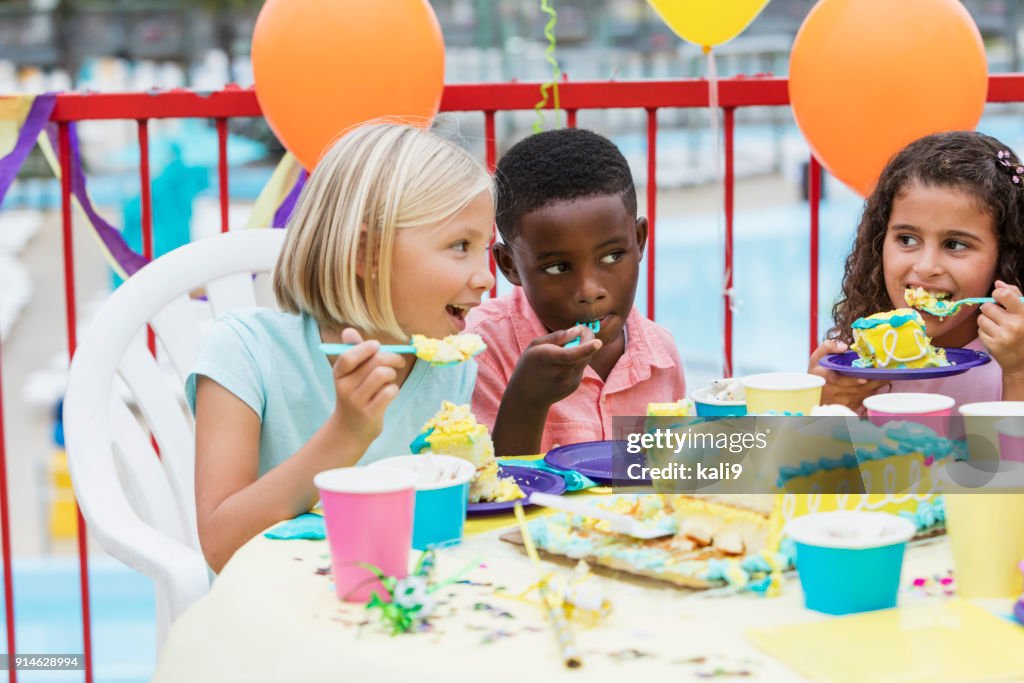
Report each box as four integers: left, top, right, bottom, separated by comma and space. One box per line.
185, 309, 476, 476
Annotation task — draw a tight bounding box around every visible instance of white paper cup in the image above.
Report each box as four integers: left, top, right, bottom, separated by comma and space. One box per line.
958, 402, 1024, 464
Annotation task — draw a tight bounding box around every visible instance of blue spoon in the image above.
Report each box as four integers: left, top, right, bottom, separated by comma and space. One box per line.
318, 340, 484, 368
319, 343, 416, 355
564, 319, 601, 348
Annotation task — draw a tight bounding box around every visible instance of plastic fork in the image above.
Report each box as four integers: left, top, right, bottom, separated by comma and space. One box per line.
914, 296, 1024, 319
528, 492, 676, 539
564, 319, 601, 348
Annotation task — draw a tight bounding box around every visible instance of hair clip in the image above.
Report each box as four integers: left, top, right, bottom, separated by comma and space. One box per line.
997, 150, 1024, 186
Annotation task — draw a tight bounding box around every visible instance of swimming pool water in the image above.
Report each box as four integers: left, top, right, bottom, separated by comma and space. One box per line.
0, 557, 155, 683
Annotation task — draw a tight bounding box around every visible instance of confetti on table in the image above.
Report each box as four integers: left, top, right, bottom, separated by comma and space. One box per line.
696, 668, 752, 679
481, 628, 515, 645
473, 602, 516, 619
607, 648, 654, 661
906, 570, 956, 597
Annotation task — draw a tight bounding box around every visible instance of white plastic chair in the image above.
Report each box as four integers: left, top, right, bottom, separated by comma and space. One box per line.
62, 229, 286, 652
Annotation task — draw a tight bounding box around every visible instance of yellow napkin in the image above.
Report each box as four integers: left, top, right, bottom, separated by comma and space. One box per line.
748, 599, 1024, 683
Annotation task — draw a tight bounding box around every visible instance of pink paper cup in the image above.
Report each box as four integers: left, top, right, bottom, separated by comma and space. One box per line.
862, 393, 954, 437
313, 466, 417, 603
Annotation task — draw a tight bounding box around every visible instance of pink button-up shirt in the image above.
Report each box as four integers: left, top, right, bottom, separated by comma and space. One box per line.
466, 287, 686, 453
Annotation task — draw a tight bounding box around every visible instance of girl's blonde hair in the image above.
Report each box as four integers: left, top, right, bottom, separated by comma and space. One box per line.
273, 122, 493, 339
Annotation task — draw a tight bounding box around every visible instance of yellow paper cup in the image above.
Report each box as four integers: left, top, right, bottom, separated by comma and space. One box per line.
741, 373, 825, 415
938, 460, 1024, 598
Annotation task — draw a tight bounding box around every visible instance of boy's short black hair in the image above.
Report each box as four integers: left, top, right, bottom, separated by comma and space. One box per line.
495, 128, 637, 241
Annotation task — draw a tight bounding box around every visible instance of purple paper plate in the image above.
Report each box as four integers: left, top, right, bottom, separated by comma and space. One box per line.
819, 348, 991, 380
544, 440, 647, 485
466, 465, 567, 515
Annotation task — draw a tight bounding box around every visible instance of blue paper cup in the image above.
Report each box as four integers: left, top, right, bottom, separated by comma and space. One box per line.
785, 511, 916, 615
691, 385, 747, 417
370, 455, 475, 551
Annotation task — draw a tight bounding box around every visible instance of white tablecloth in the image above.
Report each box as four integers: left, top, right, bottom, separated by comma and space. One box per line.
151, 526, 1008, 682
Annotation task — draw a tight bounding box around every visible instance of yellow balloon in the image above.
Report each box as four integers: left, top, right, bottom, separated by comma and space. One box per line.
647, 0, 770, 49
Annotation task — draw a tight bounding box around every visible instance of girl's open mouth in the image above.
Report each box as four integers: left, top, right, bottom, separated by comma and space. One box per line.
446, 304, 469, 330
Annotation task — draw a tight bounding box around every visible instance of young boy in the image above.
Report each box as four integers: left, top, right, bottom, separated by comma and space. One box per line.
466, 128, 686, 455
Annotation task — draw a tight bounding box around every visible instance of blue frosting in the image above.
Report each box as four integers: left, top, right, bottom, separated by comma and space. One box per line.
851, 311, 922, 330
702, 538, 798, 592
898, 497, 946, 531
775, 419, 965, 488
526, 500, 796, 592
409, 426, 435, 454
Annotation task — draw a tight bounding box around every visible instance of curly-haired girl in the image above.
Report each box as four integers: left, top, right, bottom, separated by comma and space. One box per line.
809, 131, 1024, 409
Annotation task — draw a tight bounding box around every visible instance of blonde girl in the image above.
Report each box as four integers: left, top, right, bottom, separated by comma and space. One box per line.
188, 123, 495, 571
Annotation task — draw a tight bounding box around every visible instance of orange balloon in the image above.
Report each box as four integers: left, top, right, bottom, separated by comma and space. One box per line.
789, 0, 988, 197
252, 0, 445, 170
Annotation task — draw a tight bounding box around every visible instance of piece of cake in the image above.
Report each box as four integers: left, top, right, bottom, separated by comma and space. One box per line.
410, 333, 486, 365
411, 401, 523, 503
903, 286, 959, 319
524, 493, 789, 591
770, 415, 957, 538
850, 308, 949, 369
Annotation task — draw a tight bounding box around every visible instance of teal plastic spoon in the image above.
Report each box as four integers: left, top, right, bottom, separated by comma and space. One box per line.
914, 296, 1024, 319
564, 319, 601, 348
319, 343, 415, 355
318, 340, 484, 367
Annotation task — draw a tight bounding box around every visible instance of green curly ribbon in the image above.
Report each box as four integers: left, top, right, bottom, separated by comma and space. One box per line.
360, 551, 482, 635
533, 0, 562, 133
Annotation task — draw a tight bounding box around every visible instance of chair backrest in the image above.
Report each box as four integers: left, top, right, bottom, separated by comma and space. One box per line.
63, 229, 286, 652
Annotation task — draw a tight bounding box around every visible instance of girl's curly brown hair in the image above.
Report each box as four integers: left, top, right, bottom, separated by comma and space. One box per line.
829, 131, 1024, 343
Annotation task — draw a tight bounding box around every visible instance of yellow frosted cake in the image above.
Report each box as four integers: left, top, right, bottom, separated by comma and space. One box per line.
412, 401, 523, 503
525, 493, 787, 591
903, 285, 978, 320
527, 482, 946, 592
851, 308, 948, 369
770, 414, 954, 533
410, 333, 486, 365
603, 398, 956, 593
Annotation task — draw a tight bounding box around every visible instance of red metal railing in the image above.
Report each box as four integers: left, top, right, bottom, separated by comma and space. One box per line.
3, 74, 1024, 681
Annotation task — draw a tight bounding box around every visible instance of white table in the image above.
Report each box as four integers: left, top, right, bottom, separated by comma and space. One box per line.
152, 524, 994, 682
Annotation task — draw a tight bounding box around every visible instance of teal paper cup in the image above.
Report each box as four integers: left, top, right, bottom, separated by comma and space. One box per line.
785, 511, 916, 615
691, 385, 747, 417
370, 455, 475, 550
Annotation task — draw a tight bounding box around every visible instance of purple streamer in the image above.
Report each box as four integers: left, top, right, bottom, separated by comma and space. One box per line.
0, 93, 57, 208
272, 168, 307, 228
0, 102, 306, 279
46, 121, 151, 277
